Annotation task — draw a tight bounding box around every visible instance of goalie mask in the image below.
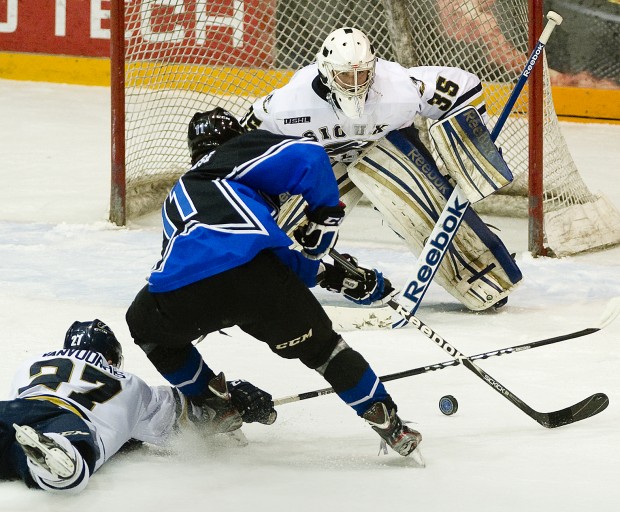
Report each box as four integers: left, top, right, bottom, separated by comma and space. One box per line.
64, 319, 123, 368
317, 27, 376, 119
188, 107, 244, 164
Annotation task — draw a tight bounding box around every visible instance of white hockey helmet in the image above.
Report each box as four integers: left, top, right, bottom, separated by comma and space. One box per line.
317, 27, 376, 118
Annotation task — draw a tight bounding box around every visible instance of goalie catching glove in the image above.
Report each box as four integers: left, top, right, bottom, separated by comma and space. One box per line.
294, 202, 345, 260
318, 254, 397, 306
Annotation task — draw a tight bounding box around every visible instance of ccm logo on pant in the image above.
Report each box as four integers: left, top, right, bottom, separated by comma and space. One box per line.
276, 329, 313, 350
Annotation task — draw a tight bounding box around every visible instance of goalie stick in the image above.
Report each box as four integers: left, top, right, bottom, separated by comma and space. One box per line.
490, 11, 563, 140
330, 249, 610, 428
274, 296, 620, 406
390, 11, 563, 327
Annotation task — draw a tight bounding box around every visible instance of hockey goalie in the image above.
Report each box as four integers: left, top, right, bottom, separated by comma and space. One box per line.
241, 27, 522, 311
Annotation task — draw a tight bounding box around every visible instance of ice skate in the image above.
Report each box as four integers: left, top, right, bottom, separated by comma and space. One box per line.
363, 401, 423, 460
188, 372, 243, 435
13, 424, 76, 479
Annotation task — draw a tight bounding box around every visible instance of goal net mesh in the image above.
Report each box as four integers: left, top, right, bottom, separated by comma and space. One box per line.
119, 0, 620, 255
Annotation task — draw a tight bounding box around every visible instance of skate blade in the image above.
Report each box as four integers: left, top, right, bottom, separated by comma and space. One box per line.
202, 428, 249, 448
408, 446, 426, 468
222, 428, 249, 447
377, 439, 426, 467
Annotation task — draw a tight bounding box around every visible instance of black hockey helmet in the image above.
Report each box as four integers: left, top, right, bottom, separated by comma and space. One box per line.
63, 319, 123, 368
188, 107, 244, 164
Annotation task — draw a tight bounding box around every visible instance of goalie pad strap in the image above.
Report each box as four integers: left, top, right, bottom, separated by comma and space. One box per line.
467, 262, 496, 284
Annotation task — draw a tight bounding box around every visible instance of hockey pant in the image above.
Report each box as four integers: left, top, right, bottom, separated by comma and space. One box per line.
126, 250, 389, 416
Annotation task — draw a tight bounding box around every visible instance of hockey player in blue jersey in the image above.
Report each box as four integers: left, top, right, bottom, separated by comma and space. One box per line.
126, 107, 422, 457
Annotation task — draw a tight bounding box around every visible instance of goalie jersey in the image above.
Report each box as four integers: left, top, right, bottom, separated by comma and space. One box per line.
243, 59, 487, 164
9, 350, 178, 472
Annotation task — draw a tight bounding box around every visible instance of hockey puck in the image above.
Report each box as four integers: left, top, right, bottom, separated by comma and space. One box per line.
439, 395, 458, 415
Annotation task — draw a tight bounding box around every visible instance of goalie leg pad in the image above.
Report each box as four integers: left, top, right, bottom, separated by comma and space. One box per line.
348, 134, 521, 311
388, 130, 522, 286
429, 106, 513, 202
278, 162, 364, 240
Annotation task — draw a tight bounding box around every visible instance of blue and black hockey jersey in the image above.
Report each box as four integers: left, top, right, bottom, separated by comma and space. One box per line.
148, 130, 340, 292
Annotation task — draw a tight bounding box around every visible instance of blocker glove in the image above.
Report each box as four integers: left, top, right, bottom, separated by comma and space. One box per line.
228, 379, 277, 425
317, 253, 397, 306
293, 202, 345, 260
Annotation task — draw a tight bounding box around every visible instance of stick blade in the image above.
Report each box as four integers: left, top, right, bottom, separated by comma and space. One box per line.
539, 393, 609, 428
597, 297, 620, 330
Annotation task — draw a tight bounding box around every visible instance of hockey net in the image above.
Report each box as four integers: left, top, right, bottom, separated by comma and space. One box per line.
112, 0, 620, 256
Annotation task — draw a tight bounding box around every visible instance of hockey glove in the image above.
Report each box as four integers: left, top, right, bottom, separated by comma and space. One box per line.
228, 380, 277, 425
293, 202, 345, 260
317, 254, 397, 306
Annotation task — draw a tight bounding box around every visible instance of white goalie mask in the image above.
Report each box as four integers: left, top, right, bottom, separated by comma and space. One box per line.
317, 27, 376, 119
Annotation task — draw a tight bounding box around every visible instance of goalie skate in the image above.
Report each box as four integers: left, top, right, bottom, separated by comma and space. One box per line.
14, 424, 76, 479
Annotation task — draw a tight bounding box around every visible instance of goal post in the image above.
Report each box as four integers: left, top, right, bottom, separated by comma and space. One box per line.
110, 0, 126, 227
109, 0, 620, 257
528, 0, 545, 256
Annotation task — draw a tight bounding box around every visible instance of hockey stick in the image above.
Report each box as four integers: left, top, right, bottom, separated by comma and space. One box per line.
387, 298, 609, 428
275, 297, 619, 406
330, 249, 611, 427
389, 11, 563, 327
390, 184, 469, 327
490, 11, 563, 140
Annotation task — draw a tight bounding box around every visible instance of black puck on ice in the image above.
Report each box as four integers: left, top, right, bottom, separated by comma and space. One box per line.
439, 395, 458, 415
